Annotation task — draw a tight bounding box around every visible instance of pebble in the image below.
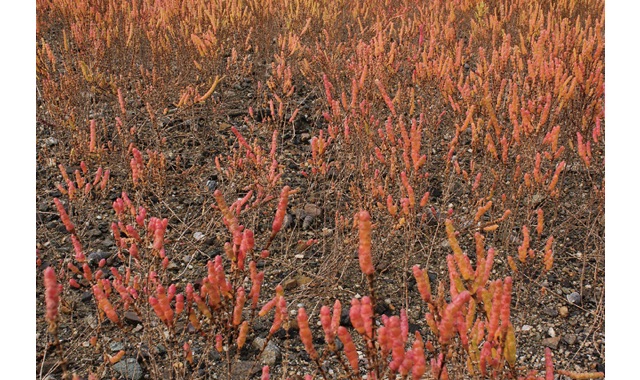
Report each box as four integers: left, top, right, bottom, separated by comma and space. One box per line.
88, 228, 102, 238
81, 291, 93, 303
294, 254, 304, 259
85, 315, 97, 329
559, 306, 569, 318
112, 358, 143, 380
567, 292, 582, 304
45, 137, 58, 147
206, 180, 217, 191
541, 336, 562, 349
302, 215, 315, 230
543, 307, 558, 317
124, 311, 143, 325
102, 238, 115, 248
193, 232, 205, 241
230, 361, 260, 378
304, 203, 322, 217
321, 228, 333, 237
283, 214, 294, 229
521, 325, 533, 332
548, 328, 556, 337
563, 334, 578, 345
252, 337, 281, 366
110, 341, 125, 352
283, 278, 298, 290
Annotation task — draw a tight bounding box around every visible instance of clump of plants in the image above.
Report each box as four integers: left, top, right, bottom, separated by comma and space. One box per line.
37, 0, 605, 378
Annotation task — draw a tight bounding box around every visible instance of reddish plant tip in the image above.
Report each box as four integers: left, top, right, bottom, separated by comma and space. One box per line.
297, 307, 318, 359
261, 366, 270, 380
545, 347, 554, 380
357, 210, 374, 275
44, 267, 61, 328
271, 186, 291, 236
338, 326, 359, 372
53, 198, 75, 233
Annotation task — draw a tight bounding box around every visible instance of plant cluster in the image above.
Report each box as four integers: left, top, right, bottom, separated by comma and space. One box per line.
37, 0, 604, 378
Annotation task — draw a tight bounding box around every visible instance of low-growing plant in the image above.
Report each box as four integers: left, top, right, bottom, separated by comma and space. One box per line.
37, 0, 605, 378
295, 211, 603, 379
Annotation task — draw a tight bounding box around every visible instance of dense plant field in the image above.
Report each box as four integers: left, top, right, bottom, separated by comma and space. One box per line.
36, 0, 605, 378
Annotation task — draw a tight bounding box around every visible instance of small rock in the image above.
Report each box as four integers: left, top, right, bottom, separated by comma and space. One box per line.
283, 278, 298, 290
45, 137, 59, 146
252, 337, 281, 366
302, 214, 315, 230
321, 228, 333, 237
85, 315, 98, 329
124, 311, 143, 325
521, 325, 533, 332
567, 292, 582, 304
155, 344, 167, 355
300, 133, 311, 142
110, 341, 125, 352
102, 238, 115, 248
193, 232, 205, 241
543, 307, 559, 317
283, 213, 295, 229
548, 328, 556, 337
88, 228, 102, 238
112, 358, 143, 380
87, 251, 111, 266
206, 180, 217, 191
81, 291, 93, 303
294, 254, 304, 259
541, 336, 562, 349
292, 208, 306, 221
559, 306, 569, 318
303, 204, 322, 217
230, 361, 260, 378
563, 334, 577, 345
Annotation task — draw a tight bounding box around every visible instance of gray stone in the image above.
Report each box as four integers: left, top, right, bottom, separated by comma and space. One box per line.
45, 137, 58, 147
110, 341, 125, 352
567, 292, 582, 304
283, 213, 294, 230
543, 307, 558, 317
87, 228, 102, 238
302, 214, 315, 230
563, 334, 578, 345
124, 311, 142, 325
253, 337, 281, 367
112, 358, 143, 380
230, 361, 260, 378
